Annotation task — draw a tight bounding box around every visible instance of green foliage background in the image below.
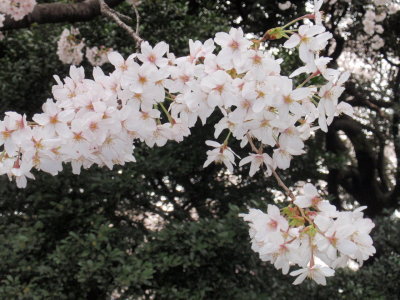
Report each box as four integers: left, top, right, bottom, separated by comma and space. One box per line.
0, 0, 399, 299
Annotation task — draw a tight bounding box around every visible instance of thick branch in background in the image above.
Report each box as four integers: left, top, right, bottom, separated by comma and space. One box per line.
329, 116, 400, 216
331, 117, 383, 215
345, 81, 393, 111
389, 66, 400, 203
325, 127, 347, 209
2, 0, 124, 31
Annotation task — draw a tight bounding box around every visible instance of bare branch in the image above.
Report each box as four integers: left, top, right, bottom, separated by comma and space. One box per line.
109, 7, 133, 23
1, 0, 124, 31
99, 0, 143, 47
345, 81, 393, 114
128, 1, 141, 38
270, 170, 296, 202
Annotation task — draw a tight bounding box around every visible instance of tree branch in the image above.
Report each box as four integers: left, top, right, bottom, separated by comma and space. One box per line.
128, 0, 141, 38
2, 0, 124, 31
345, 81, 393, 112
99, 0, 143, 47
330, 116, 393, 216
246, 133, 296, 201
389, 68, 400, 202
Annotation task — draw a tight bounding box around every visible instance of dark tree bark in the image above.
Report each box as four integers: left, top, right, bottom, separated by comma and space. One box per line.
326, 127, 347, 209
329, 116, 400, 216
2, 0, 124, 31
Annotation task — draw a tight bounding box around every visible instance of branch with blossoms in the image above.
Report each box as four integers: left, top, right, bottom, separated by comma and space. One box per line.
0, 0, 36, 39
54, 1, 141, 66
0, 0, 375, 285
56, 26, 114, 66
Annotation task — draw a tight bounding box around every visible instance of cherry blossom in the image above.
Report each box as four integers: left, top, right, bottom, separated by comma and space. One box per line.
0, 0, 36, 25
86, 46, 113, 66
57, 27, 85, 65
0, 1, 375, 285
241, 183, 375, 285
290, 266, 335, 285
203, 140, 236, 173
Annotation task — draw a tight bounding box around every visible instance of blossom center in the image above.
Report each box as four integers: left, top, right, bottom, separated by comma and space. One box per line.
180, 75, 190, 83
50, 115, 59, 124
89, 122, 98, 131
214, 84, 224, 94
229, 40, 239, 49
268, 219, 278, 229
148, 54, 156, 63
138, 75, 148, 85
73, 132, 84, 141
1, 129, 12, 139
300, 35, 310, 43
261, 120, 270, 127
284, 95, 293, 104
252, 54, 262, 64
311, 196, 321, 206
257, 90, 265, 98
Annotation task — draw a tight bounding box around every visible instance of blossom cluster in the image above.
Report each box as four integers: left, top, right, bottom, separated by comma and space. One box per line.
57, 26, 113, 67
361, 0, 399, 50
57, 27, 86, 65
0, 1, 349, 188
0, 0, 375, 284
0, 0, 36, 40
203, 0, 352, 176
240, 183, 375, 285
0, 0, 36, 25
0, 5, 335, 188
86, 46, 114, 67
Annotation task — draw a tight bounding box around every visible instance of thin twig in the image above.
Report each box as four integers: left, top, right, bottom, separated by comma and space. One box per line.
246, 133, 261, 154
246, 133, 296, 201
110, 7, 133, 23
128, 1, 141, 38
99, 0, 143, 47
270, 169, 296, 201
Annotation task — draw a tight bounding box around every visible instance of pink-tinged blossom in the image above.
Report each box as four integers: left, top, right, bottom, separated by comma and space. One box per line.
184, 38, 215, 63
108, 52, 137, 76
86, 46, 113, 67
57, 27, 85, 65
203, 140, 236, 173
295, 183, 337, 217
33, 99, 74, 138
214, 27, 252, 67
0, 0, 36, 22
239, 152, 273, 177
201, 70, 237, 107
284, 24, 332, 63
164, 61, 197, 94
137, 41, 169, 68
0, 11, 375, 286
290, 266, 335, 285
273, 135, 305, 170
290, 56, 339, 81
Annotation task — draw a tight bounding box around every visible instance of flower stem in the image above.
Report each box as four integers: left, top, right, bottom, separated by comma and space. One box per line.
282, 15, 309, 29
159, 102, 174, 124
246, 133, 296, 201
223, 131, 232, 146
296, 71, 320, 88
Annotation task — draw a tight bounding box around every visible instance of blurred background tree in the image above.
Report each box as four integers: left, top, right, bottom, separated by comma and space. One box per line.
0, 0, 399, 299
